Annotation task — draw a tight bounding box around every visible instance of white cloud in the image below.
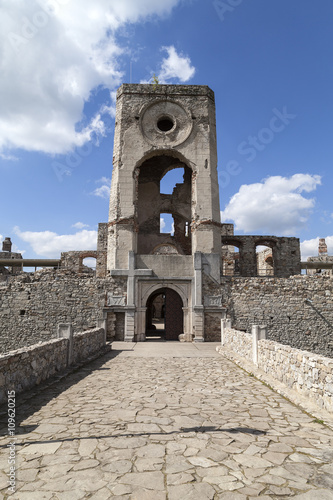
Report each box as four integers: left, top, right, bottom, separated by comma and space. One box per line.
14, 226, 97, 258
0, 152, 18, 161
221, 174, 322, 235
158, 46, 195, 83
300, 236, 333, 260
72, 222, 89, 229
0, 0, 182, 155
160, 217, 166, 231
92, 176, 111, 199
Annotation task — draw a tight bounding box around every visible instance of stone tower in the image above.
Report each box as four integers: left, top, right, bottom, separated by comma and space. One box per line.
104, 84, 223, 341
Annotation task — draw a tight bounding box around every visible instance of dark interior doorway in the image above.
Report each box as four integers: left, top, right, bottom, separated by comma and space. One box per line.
145, 288, 183, 341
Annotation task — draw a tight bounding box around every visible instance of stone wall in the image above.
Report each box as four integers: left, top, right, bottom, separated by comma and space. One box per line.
72, 328, 106, 365
203, 273, 224, 341
219, 327, 333, 414
0, 269, 127, 354
221, 235, 301, 277
0, 327, 107, 404
223, 275, 333, 358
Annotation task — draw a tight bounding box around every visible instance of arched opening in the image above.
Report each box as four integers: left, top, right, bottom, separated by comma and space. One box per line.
222, 245, 241, 276
79, 253, 97, 274
146, 291, 166, 340
137, 154, 192, 255
145, 287, 184, 341
256, 245, 274, 276
160, 167, 185, 194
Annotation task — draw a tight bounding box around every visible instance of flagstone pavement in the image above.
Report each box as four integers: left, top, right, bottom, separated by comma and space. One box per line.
1, 341, 333, 499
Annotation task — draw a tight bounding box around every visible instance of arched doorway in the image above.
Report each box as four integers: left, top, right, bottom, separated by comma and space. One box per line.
145, 287, 184, 341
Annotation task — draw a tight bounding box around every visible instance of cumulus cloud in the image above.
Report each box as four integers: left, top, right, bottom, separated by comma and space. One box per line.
0, 0, 181, 155
300, 236, 333, 261
221, 174, 322, 235
72, 222, 89, 229
92, 176, 111, 199
14, 226, 97, 258
160, 218, 166, 231
158, 46, 195, 83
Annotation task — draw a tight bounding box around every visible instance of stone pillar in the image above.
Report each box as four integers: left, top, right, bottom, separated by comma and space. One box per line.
124, 307, 135, 342
221, 318, 231, 345
252, 324, 266, 365
252, 325, 259, 365
193, 252, 204, 342
240, 240, 257, 276
57, 323, 73, 366
319, 238, 328, 256
2, 237, 12, 252
97, 316, 107, 344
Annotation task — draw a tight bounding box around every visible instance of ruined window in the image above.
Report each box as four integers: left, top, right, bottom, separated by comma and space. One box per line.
137, 155, 192, 255
160, 213, 174, 234
160, 167, 185, 194
157, 116, 174, 132
82, 257, 96, 273
256, 245, 274, 276
222, 245, 240, 276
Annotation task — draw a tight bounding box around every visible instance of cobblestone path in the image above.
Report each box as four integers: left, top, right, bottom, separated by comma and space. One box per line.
1, 342, 333, 499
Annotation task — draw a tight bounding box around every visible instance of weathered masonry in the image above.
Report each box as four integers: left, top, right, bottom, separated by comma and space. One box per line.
0, 84, 332, 355
98, 84, 301, 343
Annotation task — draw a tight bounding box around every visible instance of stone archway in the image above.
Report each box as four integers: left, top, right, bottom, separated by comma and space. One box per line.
145, 287, 184, 341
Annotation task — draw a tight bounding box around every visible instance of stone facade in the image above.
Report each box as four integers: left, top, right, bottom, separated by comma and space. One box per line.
221, 275, 333, 357
219, 326, 333, 414
221, 235, 301, 277
0, 269, 126, 354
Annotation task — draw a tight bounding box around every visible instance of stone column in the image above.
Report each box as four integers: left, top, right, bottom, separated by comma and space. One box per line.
193, 252, 204, 342
57, 323, 73, 366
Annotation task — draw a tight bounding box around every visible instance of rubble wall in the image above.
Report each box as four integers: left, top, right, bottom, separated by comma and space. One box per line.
223, 275, 333, 358
0, 270, 126, 354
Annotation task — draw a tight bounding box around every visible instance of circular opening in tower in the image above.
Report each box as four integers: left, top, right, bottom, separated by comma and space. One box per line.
157, 117, 174, 132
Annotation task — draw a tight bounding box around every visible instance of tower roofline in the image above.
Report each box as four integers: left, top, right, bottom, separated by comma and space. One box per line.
116, 83, 215, 101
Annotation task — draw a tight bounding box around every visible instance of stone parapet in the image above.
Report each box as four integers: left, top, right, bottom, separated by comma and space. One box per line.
218, 327, 333, 416
0, 327, 109, 404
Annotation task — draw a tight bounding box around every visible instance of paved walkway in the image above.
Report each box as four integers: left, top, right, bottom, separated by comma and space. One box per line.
1, 342, 333, 499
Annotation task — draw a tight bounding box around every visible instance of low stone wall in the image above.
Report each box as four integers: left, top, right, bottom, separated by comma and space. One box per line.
72, 328, 106, 365
222, 326, 252, 360
0, 327, 108, 404
219, 327, 333, 414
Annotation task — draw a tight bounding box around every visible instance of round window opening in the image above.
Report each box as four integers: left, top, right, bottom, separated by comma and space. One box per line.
157, 117, 174, 132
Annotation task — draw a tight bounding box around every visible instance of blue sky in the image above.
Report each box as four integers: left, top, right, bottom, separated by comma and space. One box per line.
1, 0, 333, 261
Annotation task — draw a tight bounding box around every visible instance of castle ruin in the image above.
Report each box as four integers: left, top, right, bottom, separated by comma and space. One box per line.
1, 85, 332, 357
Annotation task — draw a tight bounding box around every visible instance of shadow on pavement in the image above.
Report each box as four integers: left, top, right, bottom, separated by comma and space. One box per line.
0, 425, 266, 448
